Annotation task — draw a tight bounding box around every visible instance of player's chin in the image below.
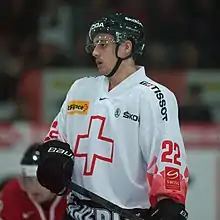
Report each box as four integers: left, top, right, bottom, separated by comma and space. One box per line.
98, 71, 108, 76
97, 65, 108, 75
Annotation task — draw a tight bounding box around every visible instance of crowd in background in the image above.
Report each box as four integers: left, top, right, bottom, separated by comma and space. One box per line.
0, 0, 218, 122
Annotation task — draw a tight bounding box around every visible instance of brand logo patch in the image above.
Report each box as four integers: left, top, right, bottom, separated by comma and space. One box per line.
67, 101, 89, 115
140, 81, 168, 121
114, 108, 121, 118
123, 111, 140, 122
165, 166, 180, 191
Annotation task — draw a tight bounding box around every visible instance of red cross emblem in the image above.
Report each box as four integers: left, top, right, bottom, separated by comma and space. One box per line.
74, 115, 114, 175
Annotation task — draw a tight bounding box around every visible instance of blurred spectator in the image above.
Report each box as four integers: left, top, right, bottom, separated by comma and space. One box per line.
0, 36, 24, 121
0, 0, 218, 70
180, 42, 199, 68
38, 42, 73, 67
112, 0, 148, 25
185, 0, 217, 68
87, 0, 111, 22
148, 0, 187, 44
146, 43, 170, 69
38, 0, 74, 67
179, 84, 213, 123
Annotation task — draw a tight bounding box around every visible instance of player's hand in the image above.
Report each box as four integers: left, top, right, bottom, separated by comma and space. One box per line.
149, 199, 188, 220
36, 140, 74, 195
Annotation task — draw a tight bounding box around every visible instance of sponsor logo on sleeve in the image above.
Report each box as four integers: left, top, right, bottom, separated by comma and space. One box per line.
140, 81, 168, 121
165, 166, 180, 190
67, 101, 89, 115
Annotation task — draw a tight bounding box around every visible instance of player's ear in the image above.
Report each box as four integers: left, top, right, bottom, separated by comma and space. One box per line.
118, 40, 132, 58
124, 40, 133, 55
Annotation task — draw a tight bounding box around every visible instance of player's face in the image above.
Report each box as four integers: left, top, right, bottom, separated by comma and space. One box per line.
22, 177, 55, 204
91, 34, 118, 75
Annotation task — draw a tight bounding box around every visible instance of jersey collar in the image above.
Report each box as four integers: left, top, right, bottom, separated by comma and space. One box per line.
102, 66, 146, 98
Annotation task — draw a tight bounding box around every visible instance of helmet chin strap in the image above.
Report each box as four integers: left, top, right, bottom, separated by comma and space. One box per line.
105, 44, 133, 78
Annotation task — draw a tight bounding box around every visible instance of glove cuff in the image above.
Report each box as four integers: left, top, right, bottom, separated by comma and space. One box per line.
150, 198, 188, 220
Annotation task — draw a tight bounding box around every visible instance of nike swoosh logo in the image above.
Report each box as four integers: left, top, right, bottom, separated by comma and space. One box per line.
99, 98, 107, 101
22, 211, 34, 219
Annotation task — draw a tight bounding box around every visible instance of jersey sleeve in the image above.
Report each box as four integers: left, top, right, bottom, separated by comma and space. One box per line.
0, 180, 22, 220
139, 86, 188, 207
44, 81, 77, 142
44, 98, 68, 142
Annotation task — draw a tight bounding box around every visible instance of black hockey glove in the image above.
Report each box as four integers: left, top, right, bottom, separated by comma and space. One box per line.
149, 199, 188, 220
37, 140, 74, 195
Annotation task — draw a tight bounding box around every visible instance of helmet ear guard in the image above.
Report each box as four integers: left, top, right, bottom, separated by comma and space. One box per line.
20, 143, 41, 177
86, 13, 146, 77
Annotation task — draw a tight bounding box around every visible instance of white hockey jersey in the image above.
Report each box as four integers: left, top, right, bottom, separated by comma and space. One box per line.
44, 66, 188, 219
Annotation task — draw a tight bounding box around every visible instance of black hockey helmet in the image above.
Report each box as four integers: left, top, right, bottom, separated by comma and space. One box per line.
20, 143, 41, 177
85, 12, 146, 77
